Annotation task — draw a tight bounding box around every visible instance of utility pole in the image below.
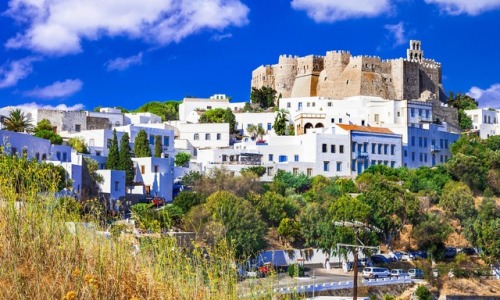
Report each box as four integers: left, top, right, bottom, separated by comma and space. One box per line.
334, 221, 381, 300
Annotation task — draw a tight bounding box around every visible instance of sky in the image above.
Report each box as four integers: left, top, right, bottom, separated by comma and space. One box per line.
0, 0, 499, 111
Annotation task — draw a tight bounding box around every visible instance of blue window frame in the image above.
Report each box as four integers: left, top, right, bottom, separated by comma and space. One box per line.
279, 155, 288, 162
268, 154, 273, 161
294, 155, 299, 162
163, 136, 169, 147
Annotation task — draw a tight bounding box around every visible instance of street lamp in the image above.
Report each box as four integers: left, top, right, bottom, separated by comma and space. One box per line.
333, 221, 381, 300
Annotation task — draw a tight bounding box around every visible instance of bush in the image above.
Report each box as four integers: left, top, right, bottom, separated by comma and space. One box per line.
287, 263, 305, 277
415, 285, 432, 300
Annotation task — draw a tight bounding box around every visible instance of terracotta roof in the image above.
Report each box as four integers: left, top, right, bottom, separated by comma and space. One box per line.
336, 124, 394, 134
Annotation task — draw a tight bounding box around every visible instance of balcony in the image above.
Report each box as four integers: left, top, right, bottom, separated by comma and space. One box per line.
356, 152, 369, 160
430, 145, 441, 152
417, 116, 432, 123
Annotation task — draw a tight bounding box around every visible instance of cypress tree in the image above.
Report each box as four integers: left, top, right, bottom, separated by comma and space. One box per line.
154, 135, 162, 158
119, 133, 134, 185
134, 129, 151, 157
106, 129, 120, 169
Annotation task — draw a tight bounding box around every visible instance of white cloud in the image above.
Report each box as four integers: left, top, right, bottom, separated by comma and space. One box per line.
210, 33, 233, 41
467, 83, 500, 109
8, 102, 85, 111
24, 79, 83, 99
290, 0, 391, 22
106, 52, 143, 71
384, 22, 406, 46
0, 57, 39, 88
424, 0, 500, 15
5, 0, 250, 56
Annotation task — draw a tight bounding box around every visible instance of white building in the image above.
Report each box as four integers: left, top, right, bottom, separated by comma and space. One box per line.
167, 121, 231, 153
197, 124, 402, 180
178, 94, 245, 122
124, 112, 162, 125
465, 108, 500, 139
234, 112, 277, 136
86, 107, 125, 128
96, 170, 126, 201
131, 157, 174, 201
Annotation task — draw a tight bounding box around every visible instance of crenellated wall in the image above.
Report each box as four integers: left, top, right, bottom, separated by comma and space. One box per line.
251, 40, 444, 103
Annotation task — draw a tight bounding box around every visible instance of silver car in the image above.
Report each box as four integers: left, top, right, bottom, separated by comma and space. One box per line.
390, 269, 409, 278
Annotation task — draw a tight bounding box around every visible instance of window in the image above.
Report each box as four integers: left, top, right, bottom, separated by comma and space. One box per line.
424, 153, 428, 162
336, 162, 342, 172
306, 168, 313, 176
411, 136, 415, 146
351, 160, 356, 171
222, 155, 227, 162
287, 102, 291, 108
328, 102, 332, 107
410, 108, 415, 117
293, 168, 298, 175
378, 144, 382, 154
426, 110, 430, 118
279, 155, 288, 162
217, 133, 221, 140
374, 114, 380, 123
331, 145, 336, 153
298, 102, 303, 110
339, 145, 344, 153
411, 152, 415, 161
154, 165, 158, 173
41, 153, 47, 160
404, 150, 407, 157
163, 136, 170, 146
205, 133, 211, 140
35, 153, 40, 160
390, 145, 395, 155
114, 181, 119, 192
372, 144, 376, 154
440, 139, 444, 149
384, 144, 388, 155
56, 151, 61, 160
268, 154, 273, 161
267, 167, 274, 176
331, 118, 335, 123
419, 137, 423, 147
339, 118, 343, 123
267, 123, 272, 130
149, 135, 155, 145
294, 155, 299, 162
96, 151, 101, 156
424, 138, 428, 148
444, 139, 449, 149
390, 161, 395, 168
194, 133, 199, 140
75, 124, 81, 132
140, 165, 145, 174
418, 109, 422, 117
323, 161, 330, 172
397, 111, 400, 117
352, 142, 357, 153
322, 143, 327, 153
419, 153, 423, 162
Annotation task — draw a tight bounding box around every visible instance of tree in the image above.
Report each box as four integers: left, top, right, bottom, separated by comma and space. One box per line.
447, 92, 477, 131
255, 191, 298, 227
68, 137, 89, 154
250, 86, 277, 109
174, 152, 191, 167
118, 133, 134, 185
411, 213, 452, 257
2, 109, 33, 132
439, 181, 476, 222
198, 108, 236, 134
106, 129, 120, 170
136, 101, 179, 121
205, 190, 267, 257
415, 286, 432, 300
246, 124, 265, 141
445, 153, 486, 191
173, 191, 205, 214
134, 129, 151, 157
34, 130, 63, 145
154, 135, 162, 158
240, 166, 266, 177
277, 218, 300, 245
273, 109, 290, 136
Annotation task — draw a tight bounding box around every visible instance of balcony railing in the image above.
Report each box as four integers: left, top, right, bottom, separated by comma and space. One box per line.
430, 145, 441, 152
354, 152, 369, 160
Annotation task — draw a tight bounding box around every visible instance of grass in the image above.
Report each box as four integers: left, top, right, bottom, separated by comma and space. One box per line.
0, 153, 250, 299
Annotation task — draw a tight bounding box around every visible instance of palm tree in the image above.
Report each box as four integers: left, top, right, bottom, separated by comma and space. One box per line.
2, 109, 33, 133
247, 124, 265, 141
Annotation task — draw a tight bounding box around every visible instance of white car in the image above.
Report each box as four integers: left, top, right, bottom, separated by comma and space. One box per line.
390, 269, 409, 278
362, 267, 390, 279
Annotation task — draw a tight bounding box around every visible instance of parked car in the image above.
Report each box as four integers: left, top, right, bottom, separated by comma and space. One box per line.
409, 250, 427, 260
444, 247, 457, 258
459, 247, 477, 256
362, 267, 390, 279
394, 251, 413, 261
390, 269, 409, 278
370, 254, 390, 264
408, 268, 424, 279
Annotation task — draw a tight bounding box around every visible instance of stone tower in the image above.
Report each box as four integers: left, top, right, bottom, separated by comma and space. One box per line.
407, 40, 423, 62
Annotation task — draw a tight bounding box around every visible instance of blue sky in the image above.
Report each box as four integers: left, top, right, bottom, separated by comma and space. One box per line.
1, 0, 499, 111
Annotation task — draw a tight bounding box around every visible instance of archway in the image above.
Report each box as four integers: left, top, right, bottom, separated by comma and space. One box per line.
315, 123, 324, 128
304, 123, 313, 133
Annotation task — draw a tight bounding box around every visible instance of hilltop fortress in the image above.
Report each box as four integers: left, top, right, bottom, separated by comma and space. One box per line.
251, 40, 444, 102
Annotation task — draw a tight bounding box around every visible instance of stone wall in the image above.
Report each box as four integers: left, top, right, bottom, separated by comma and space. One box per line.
87, 116, 110, 130
37, 109, 87, 133
250, 40, 444, 102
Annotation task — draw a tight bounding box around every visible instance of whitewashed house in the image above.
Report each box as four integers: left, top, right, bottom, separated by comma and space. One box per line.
465, 108, 500, 139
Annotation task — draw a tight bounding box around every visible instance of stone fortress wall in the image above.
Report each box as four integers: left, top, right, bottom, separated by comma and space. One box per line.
251, 40, 444, 102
